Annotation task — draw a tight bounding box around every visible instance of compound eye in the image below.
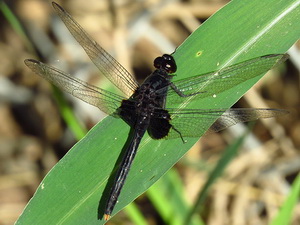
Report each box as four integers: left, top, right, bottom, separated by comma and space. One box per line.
162, 54, 173, 61
153, 56, 163, 69
165, 62, 176, 73
162, 54, 177, 73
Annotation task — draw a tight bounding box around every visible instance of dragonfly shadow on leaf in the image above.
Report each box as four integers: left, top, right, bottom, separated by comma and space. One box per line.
97, 126, 137, 220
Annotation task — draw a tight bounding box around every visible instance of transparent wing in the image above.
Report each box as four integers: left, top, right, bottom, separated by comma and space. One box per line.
25, 59, 124, 115
158, 108, 288, 139
166, 54, 288, 106
52, 2, 139, 98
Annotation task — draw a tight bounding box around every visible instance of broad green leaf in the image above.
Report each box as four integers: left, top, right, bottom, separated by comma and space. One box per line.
17, 0, 300, 224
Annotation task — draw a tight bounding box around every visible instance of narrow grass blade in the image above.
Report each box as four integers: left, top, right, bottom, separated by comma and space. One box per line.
270, 173, 300, 225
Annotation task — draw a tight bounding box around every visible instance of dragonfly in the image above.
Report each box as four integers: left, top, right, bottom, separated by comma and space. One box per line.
24, 2, 288, 220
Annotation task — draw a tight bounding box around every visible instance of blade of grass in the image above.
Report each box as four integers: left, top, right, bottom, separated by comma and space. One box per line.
52, 86, 87, 140
148, 169, 204, 225
0, 1, 87, 140
0, 1, 35, 54
186, 129, 249, 224
16, 0, 300, 224
270, 173, 300, 225
123, 203, 148, 225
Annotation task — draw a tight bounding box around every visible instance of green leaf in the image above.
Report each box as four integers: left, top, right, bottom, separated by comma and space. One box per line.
16, 0, 300, 224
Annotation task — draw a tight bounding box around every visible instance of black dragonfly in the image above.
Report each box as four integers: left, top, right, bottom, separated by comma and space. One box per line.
24, 2, 288, 220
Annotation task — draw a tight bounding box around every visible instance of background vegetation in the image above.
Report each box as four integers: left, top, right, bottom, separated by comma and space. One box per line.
0, 0, 299, 224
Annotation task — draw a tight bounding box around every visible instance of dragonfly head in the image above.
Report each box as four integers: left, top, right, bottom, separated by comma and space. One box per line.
154, 54, 177, 74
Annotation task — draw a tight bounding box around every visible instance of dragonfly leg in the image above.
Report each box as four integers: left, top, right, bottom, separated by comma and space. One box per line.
171, 125, 186, 143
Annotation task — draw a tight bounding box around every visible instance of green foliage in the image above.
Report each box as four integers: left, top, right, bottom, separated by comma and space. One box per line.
15, 0, 300, 224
